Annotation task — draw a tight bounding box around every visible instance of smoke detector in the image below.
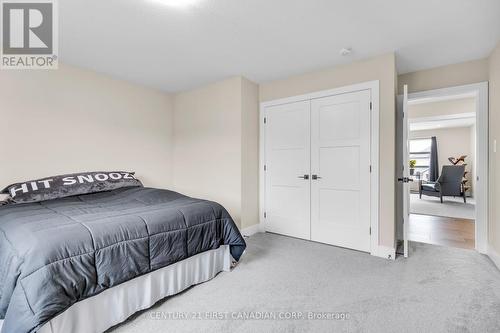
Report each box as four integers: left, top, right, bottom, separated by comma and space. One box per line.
340, 48, 352, 56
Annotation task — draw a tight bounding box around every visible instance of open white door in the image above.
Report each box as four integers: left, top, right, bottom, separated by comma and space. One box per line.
402, 85, 410, 257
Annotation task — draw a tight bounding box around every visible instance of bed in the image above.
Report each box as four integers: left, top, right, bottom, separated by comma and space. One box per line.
0, 174, 246, 333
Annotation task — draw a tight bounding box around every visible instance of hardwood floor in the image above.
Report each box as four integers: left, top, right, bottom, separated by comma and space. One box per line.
409, 214, 475, 250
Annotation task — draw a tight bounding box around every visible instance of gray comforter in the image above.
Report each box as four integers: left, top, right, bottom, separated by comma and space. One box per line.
0, 187, 246, 333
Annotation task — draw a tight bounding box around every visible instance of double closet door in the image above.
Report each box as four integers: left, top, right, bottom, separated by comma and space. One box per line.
264, 90, 372, 252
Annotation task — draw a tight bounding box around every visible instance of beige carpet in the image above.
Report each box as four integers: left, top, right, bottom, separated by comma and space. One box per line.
410, 193, 475, 219
109, 232, 500, 333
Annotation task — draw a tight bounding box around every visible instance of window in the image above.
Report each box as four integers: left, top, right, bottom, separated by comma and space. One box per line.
409, 138, 431, 178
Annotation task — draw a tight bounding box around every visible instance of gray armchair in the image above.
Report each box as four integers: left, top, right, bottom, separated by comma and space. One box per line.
419, 165, 466, 203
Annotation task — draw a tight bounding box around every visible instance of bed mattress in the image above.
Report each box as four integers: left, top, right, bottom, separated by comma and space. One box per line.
0, 187, 245, 333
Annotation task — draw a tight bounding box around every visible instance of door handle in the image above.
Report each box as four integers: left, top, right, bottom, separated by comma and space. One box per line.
312, 175, 322, 180
398, 177, 413, 183
298, 175, 309, 180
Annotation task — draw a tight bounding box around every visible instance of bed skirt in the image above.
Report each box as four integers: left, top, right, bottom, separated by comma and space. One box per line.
0, 245, 231, 333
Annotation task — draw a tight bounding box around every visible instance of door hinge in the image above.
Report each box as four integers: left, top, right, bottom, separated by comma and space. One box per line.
264, 164, 267, 171
370, 102, 372, 110
264, 117, 267, 124
369, 227, 371, 235
369, 165, 372, 173
264, 212, 267, 218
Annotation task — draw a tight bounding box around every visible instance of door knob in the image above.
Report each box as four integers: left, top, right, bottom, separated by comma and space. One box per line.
298, 175, 309, 180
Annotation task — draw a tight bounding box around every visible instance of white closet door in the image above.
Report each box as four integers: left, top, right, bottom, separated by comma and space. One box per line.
310, 90, 371, 252
264, 100, 311, 240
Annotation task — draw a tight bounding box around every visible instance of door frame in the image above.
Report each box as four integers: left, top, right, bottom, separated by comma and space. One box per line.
259, 80, 384, 258
401, 82, 489, 254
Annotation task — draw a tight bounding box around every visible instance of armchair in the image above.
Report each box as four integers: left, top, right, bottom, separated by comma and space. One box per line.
419, 165, 466, 203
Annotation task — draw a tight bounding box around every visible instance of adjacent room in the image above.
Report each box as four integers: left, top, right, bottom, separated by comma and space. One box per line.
408, 97, 477, 250
1, 1, 500, 333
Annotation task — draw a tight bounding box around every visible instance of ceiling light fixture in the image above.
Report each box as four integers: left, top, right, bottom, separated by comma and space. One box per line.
340, 48, 352, 56
150, 0, 201, 8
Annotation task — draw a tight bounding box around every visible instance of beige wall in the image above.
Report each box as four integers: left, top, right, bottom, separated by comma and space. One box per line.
172, 76, 260, 229
241, 78, 260, 229
408, 98, 476, 119
1, 66, 260, 230
410, 127, 474, 196
398, 59, 489, 94
172, 77, 243, 225
0, 63, 174, 190
260, 53, 397, 248
489, 42, 500, 253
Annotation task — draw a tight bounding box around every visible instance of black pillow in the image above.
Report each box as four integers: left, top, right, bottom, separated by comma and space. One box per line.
2, 171, 143, 204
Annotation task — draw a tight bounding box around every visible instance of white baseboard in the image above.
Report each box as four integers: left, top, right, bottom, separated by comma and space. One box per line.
371, 245, 396, 260
241, 223, 264, 237
488, 245, 500, 270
